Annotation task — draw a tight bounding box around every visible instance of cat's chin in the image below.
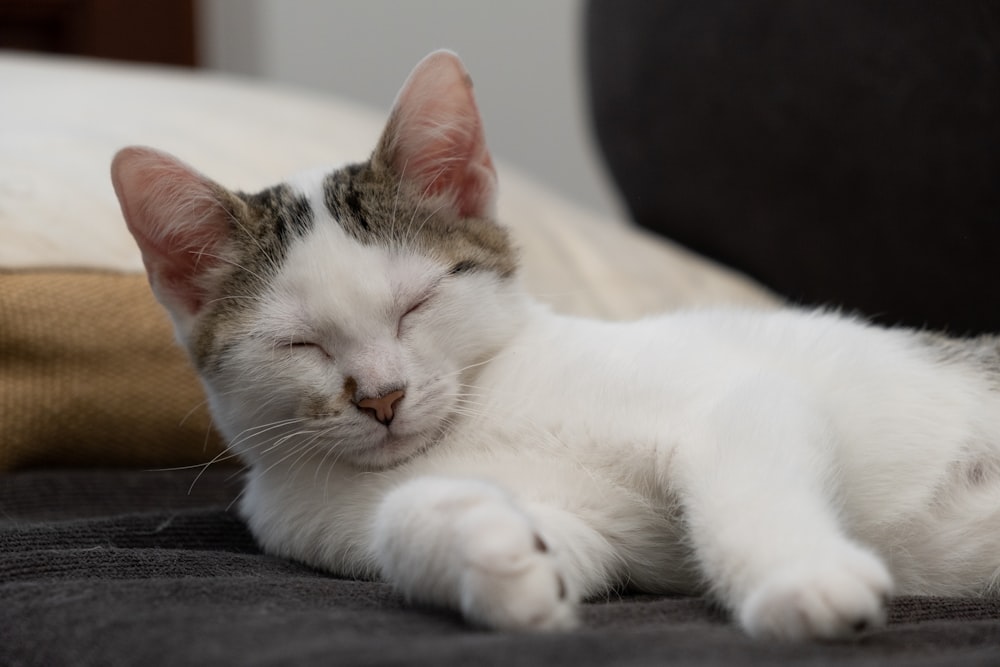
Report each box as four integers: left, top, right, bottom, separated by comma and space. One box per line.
350, 430, 439, 471
235, 429, 435, 473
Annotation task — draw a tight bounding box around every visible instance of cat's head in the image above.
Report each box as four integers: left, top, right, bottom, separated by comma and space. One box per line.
111, 50, 525, 470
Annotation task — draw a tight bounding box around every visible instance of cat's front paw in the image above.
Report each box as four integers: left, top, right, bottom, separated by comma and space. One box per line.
738, 545, 893, 641
457, 503, 577, 632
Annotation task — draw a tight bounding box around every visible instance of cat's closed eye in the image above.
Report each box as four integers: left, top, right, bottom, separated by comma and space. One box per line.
449, 260, 475, 275
288, 341, 331, 359
403, 298, 428, 319
398, 297, 430, 337
401, 276, 447, 324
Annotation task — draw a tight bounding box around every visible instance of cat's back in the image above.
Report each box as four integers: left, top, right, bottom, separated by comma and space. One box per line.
623, 306, 998, 397
482, 305, 997, 406
470, 306, 1000, 481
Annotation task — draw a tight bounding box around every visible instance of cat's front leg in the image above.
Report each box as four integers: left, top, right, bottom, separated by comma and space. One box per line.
372, 476, 577, 631
675, 375, 893, 641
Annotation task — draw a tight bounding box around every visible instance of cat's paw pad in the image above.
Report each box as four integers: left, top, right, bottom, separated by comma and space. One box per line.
457, 505, 576, 632
739, 546, 893, 641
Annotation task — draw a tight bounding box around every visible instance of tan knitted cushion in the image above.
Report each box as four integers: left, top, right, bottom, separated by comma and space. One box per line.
0, 271, 224, 470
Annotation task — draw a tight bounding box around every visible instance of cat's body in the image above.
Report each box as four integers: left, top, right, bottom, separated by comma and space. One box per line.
112, 51, 1000, 641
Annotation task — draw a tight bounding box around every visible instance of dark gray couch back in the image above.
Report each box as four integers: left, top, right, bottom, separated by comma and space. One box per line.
587, 0, 1000, 334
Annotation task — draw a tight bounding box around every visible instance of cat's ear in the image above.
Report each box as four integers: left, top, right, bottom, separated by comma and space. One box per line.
373, 50, 497, 219
111, 146, 242, 327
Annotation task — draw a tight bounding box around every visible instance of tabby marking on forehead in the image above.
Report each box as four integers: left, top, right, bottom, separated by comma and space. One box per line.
322, 162, 518, 278
189, 184, 314, 373
237, 184, 315, 257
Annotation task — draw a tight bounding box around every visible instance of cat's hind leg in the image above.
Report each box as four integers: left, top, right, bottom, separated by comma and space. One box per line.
372, 476, 585, 631
674, 374, 893, 641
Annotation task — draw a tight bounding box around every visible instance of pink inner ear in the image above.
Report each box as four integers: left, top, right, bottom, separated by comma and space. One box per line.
377, 51, 498, 219
111, 146, 234, 318
135, 212, 226, 315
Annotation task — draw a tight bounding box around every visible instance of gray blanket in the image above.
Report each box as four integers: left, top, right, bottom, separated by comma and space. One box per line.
2, 469, 999, 666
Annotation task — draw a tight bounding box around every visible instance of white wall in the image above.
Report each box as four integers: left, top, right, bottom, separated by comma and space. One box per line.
198, 0, 622, 218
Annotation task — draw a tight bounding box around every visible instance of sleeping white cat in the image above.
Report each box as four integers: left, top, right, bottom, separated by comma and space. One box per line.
111, 50, 1000, 641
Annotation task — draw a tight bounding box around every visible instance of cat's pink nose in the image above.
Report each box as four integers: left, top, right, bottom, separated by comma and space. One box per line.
355, 389, 405, 426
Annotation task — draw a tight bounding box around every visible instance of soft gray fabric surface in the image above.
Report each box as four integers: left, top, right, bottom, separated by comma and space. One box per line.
2, 469, 999, 666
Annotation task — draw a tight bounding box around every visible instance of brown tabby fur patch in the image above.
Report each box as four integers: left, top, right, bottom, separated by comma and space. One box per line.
323, 161, 517, 279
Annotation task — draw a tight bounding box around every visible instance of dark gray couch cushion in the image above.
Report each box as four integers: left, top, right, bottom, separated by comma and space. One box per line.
3, 469, 1000, 666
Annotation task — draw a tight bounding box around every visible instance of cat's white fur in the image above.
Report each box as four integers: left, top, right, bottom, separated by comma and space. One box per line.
112, 50, 1000, 641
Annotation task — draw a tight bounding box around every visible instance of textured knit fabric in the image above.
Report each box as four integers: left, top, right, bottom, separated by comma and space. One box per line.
2, 469, 1000, 666
0, 271, 224, 470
